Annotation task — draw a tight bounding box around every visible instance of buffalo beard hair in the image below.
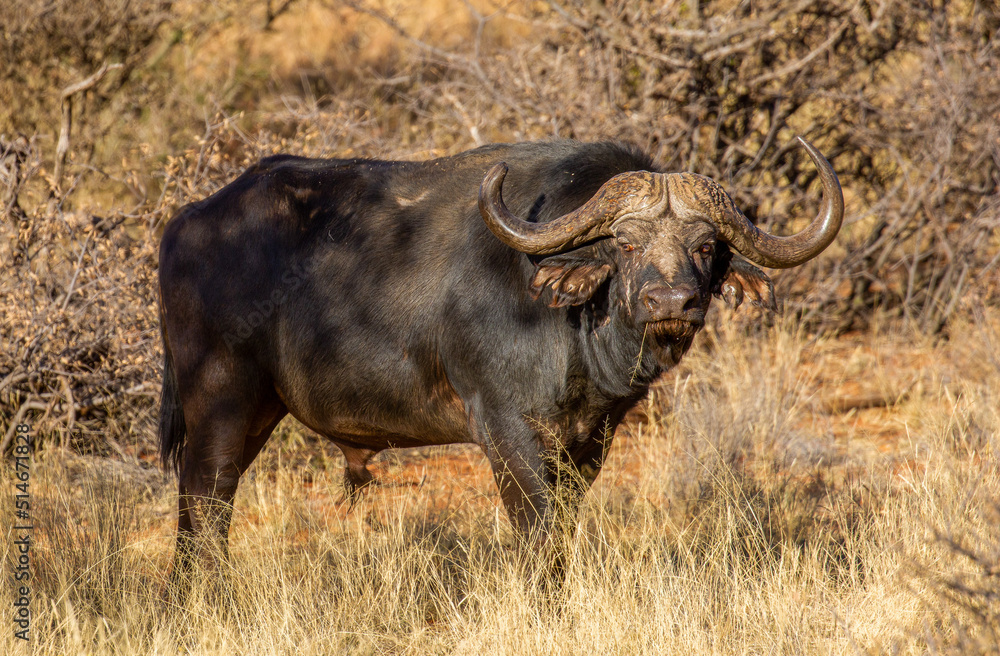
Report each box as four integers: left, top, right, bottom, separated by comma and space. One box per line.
645, 318, 699, 341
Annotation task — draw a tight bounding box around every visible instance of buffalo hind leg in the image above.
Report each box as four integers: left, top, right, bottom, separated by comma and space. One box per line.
332, 442, 379, 507
169, 420, 245, 601
168, 388, 286, 600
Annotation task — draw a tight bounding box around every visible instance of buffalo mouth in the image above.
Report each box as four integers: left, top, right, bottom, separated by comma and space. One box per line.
645, 318, 702, 340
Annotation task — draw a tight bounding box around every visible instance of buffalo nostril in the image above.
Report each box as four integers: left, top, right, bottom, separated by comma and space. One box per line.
642, 285, 698, 316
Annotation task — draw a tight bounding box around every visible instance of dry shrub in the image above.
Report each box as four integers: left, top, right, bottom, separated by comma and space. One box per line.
0, 0, 174, 139
0, 138, 161, 455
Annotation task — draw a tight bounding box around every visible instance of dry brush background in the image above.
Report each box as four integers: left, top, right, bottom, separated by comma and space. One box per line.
1, 1, 999, 653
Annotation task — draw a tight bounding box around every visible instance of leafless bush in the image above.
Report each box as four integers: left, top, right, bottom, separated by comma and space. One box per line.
1, 0, 174, 146
0, 138, 160, 455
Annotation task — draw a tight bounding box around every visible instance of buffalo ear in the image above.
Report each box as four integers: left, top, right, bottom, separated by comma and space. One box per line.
716, 257, 777, 311
531, 249, 612, 308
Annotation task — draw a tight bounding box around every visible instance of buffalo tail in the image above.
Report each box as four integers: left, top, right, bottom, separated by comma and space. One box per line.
158, 327, 186, 474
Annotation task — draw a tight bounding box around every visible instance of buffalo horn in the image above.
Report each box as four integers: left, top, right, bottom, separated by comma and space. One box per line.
478, 163, 662, 256
679, 137, 844, 269
479, 138, 843, 266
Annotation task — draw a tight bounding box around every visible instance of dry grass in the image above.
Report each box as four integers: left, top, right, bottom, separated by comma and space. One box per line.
3, 310, 997, 655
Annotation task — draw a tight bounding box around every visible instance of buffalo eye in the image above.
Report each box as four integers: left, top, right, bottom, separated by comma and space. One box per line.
617, 237, 635, 253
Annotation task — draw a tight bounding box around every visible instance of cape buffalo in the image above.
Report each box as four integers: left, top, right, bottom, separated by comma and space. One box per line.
158, 137, 843, 579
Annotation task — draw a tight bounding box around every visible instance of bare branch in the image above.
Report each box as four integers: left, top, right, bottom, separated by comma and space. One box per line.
54, 62, 123, 190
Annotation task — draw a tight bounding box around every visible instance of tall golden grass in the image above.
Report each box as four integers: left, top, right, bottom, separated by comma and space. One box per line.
4, 311, 997, 654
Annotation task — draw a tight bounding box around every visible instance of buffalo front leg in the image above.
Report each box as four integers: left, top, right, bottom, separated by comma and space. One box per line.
557, 430, 616, 516
477, 413, 571, 582
480, 416, 618, 587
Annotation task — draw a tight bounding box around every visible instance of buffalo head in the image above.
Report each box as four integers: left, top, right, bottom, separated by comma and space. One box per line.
479, 137, 844, 362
